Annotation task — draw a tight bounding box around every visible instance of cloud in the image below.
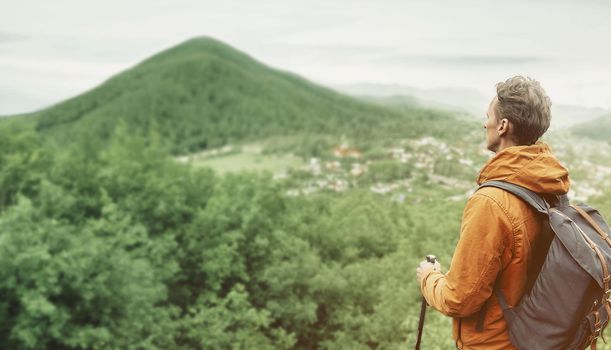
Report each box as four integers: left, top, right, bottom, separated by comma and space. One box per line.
264, 43, 548, 68
376, 53, 547, 66
0, 32, 29, 44
275, 43, 394, 56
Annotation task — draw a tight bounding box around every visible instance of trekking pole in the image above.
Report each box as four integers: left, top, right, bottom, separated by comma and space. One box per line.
414, 255, 437, 350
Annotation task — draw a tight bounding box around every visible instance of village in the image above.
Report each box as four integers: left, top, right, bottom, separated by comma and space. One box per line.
282, 136, 481, 202
176, 134, 611, 204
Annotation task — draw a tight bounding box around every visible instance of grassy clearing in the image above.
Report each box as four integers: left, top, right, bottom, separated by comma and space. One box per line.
193, 151, 305, 174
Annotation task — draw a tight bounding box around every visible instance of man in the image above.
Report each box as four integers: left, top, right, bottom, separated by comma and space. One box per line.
416, 76, 570, 349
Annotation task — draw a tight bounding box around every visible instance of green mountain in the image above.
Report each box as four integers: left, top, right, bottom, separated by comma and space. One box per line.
569, 114, 611, 143
8, 37, 467, 155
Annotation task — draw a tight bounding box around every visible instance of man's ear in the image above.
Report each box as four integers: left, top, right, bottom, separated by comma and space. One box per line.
498, 118, 511, 136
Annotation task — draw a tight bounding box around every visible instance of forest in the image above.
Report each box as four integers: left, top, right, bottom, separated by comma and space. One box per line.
1, 37, 610, 349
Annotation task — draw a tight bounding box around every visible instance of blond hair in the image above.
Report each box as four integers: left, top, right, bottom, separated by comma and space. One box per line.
495, 76, 552, 145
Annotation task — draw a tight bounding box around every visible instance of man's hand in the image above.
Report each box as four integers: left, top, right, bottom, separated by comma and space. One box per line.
416, 259, 442, 285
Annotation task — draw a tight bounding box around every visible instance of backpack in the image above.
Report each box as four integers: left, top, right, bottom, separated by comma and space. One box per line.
478, 180, 611, 350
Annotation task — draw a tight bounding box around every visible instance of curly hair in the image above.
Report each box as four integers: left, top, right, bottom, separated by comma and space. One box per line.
495, 76, 552, 145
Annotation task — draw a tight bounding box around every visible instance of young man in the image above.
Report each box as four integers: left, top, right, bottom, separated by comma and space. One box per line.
415, 76, 570, 349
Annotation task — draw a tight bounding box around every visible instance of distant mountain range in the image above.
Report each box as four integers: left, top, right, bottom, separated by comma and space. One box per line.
335, 83, 611, 130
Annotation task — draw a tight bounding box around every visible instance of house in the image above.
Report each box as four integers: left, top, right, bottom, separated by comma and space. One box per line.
333, 143, 362, 158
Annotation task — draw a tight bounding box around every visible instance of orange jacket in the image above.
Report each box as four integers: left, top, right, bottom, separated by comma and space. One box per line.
420, 141, 570, 349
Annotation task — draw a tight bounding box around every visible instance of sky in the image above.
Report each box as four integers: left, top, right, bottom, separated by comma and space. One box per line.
1, 0, 610, 115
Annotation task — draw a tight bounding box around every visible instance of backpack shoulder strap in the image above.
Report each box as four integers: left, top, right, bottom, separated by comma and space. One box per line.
478, 180, 549, 215
475, 180, 551, 330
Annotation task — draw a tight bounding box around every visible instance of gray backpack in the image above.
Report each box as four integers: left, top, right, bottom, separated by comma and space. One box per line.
479, 181, 611, 349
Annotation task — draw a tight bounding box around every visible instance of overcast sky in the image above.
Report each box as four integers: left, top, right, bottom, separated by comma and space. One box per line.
1, 0, 610, 115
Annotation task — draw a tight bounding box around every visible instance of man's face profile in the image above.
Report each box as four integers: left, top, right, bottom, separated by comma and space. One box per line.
485, 97, 501, 153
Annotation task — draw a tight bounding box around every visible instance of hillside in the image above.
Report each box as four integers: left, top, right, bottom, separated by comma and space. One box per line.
6, 37, 468, 155
569, 114, 611, 143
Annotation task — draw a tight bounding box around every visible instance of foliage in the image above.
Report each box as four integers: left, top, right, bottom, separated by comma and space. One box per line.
0, 122, 469, 349
359, 160, 412, 184
1, 36, 609, 349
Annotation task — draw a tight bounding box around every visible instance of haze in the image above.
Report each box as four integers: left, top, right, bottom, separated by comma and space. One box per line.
1, 0, 610, 115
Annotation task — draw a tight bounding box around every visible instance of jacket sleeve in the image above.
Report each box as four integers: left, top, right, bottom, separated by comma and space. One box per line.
420, 192, 514, 317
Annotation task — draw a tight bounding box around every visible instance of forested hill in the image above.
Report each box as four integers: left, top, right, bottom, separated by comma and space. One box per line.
569, 114, 611, 143
8, 37, 467, 155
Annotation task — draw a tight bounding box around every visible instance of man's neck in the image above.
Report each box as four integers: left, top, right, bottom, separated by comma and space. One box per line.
495, 138, 519, 153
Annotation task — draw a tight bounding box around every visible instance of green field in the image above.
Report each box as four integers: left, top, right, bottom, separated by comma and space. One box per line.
191, 151, 305, 174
